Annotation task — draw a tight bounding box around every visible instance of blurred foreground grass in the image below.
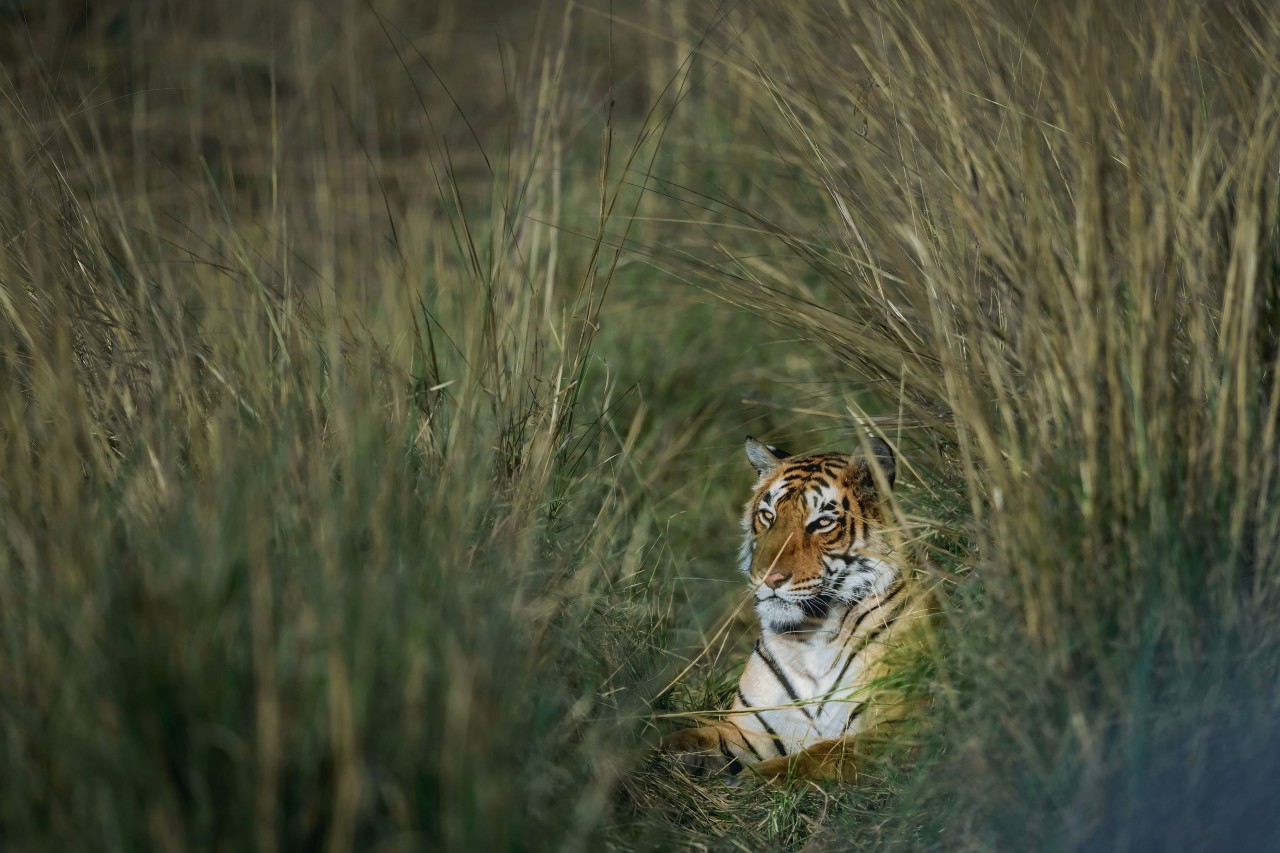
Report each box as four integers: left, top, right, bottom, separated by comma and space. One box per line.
3, 1, 1280, 850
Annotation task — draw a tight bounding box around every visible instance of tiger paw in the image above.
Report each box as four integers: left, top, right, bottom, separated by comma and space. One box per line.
658, 728, 743, 778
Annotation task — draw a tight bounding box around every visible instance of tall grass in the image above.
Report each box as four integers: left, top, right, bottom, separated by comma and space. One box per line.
0, 3, 692, 849
2, 0, 1279, 850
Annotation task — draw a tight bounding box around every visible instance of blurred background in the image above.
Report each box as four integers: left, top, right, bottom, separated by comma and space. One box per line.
2, 0, 1279, 850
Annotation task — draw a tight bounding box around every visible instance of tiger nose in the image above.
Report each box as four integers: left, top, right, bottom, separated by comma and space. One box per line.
764, 571, 791, 589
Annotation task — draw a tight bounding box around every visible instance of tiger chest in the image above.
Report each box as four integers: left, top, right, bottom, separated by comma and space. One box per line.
737, 631, 871, 747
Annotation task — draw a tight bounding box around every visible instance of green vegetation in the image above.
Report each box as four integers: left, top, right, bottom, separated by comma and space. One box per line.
2, 1, 1279, 849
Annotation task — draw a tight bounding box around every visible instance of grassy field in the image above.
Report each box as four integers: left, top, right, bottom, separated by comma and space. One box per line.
3, 0, 1280, 849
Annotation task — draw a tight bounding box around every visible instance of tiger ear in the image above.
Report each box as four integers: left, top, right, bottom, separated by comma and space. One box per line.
856, 437, 896, 491
745, 436, 789, 476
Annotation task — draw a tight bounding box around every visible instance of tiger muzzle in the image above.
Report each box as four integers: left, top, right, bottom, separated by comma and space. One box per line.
752, 528, 819, 591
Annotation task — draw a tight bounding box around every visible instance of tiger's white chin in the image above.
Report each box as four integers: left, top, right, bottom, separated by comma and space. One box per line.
755, 597, 808, 633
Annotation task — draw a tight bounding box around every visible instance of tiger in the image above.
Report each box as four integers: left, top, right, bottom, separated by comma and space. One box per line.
659, 436, 932, 782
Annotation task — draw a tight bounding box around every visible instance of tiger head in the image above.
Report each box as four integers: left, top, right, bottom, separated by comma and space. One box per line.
739, 436, 899, 632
